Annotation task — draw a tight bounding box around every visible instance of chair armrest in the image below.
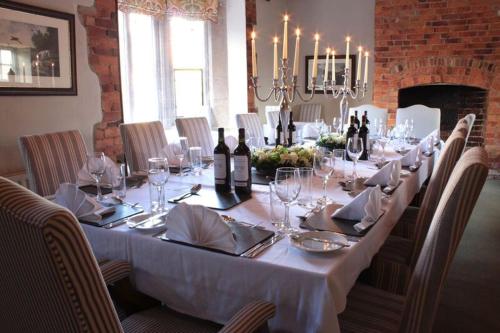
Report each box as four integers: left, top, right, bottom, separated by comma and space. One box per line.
99, 260, 131, 285
219, 300, 276, 333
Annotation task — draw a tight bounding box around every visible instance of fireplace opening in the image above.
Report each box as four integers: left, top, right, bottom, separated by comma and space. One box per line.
398, 85, 487, 147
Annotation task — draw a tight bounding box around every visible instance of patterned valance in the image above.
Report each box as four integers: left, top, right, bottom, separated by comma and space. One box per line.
118, 0, 219, 22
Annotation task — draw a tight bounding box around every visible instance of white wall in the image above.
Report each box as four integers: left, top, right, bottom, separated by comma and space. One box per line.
255, 0, 375, 125
0, 0, 101, 176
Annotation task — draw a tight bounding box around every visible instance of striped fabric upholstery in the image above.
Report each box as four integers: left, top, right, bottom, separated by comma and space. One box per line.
463, 113, 475, 145
219, 300, 276, 333
19, 130, 88, 197
298, 103, 322, 122
339, 147, 488, 333
0, 177, 123, 332
236, 113, 265, 142
99, 260, 132, 285
175, 117, 214, 158
265, 110, 280, 129
120, 121, 168, 173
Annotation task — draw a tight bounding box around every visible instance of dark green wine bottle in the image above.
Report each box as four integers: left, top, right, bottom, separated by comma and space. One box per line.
234, 128, 252, 194
214, 128, 231, 193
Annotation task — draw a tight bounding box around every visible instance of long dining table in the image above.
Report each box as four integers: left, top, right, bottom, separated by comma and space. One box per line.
81, 146, 435, 333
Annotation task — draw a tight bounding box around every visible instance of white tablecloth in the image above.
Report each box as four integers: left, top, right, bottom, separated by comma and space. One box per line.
82, 147, 434, 333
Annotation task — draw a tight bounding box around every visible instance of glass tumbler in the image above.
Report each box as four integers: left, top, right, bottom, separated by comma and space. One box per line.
269, 181, 285, 229
297, 167, 315, 209
189, 146, 203, 175
113, 163, 127, 199
333, 149, 346, 179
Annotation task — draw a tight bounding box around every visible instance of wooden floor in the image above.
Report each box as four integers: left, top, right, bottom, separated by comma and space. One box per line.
433, 180, 500, 332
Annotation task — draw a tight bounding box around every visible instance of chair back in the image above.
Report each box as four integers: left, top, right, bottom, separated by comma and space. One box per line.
410, 127, 467, 268
400, 147, 488, 333
175, 117, 214, 158
120, 121, 168, 173
265, 109, 280, 129
236, 113, 265, 142
19, 130, 88, 196
0, 177, 122, 332
297, 103, 322, 122
348, 104, 388, 126
396, 105, 440, 139
463, 113, 476, 145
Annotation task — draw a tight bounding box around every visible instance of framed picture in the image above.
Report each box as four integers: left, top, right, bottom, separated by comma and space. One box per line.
305, 54, 356, 94
0, 1, 77, 95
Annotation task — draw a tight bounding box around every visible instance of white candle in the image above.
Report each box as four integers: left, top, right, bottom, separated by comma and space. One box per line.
51, 63, 55, 87
293, 28, 300, 76
282, 14, 288, 60
22, 63, 26, 83
331, 49, 336, 83
363, 51, 369, 84
251, 31, 257, 77
324, 48, 331, 81
35, 61, 40, 86
273, 36, 279, 80
312, 33, 320, 79
356, 46, 362, 81
345, 36, 351, 70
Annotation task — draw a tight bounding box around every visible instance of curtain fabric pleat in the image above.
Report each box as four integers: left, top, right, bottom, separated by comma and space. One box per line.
118, 0, 219, 22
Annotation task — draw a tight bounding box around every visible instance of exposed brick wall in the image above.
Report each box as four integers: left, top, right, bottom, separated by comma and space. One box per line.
246, 0, 257, 113
78, 0, 123, 161
374, 0, 500, 169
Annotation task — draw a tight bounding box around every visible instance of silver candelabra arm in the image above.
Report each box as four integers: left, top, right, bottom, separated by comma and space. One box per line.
292, 76, 317, 103
250, 77, 279, 102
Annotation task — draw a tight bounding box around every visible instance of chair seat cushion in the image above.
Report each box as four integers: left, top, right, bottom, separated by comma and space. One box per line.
122, 306, 221, 333
339, 283, 405, 333
390, 206, 418, 239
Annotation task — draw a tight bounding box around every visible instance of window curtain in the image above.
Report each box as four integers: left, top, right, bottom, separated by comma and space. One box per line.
118, 0, 219, 22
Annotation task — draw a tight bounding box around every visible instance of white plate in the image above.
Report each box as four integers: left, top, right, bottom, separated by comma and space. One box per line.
291, 231, 348, 253
127, 213, 167, 231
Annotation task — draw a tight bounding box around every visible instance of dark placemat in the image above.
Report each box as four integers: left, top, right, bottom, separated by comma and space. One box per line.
79, 204, 144, 227
169, 166, 192, 174
231, 169, 273, 186
79, 184, 112, 196
300, 203, 370, 237
168, 188, 252, 210
126, 175, 148, 189
160, 223, 274, 256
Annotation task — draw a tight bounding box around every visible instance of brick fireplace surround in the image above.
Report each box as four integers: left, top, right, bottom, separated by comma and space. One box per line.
374, 0, 500, 169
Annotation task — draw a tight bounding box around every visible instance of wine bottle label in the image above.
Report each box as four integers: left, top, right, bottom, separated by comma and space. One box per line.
214, 154, 226, 181
292, 131, 297, 144
234, 156, 249, 182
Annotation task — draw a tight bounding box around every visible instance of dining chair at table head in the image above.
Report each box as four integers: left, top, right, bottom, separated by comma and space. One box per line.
0, 177, 276, 333
265, 109, 280, 130
348, 104, 388, 126
19, 130, 88, 197
236, 113, 265, 145
120, 121, 168, 174
396, 105, 440, 140
297, 103, 322, 122
175, 117, 214, 158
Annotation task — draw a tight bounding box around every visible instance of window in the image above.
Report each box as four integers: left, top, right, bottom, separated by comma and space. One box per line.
0, 49, 13, 81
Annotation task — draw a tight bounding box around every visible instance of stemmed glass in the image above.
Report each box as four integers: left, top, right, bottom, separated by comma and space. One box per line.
274, 167, 301, 234
315, 118, 323, 134
148, 157, 170, 214
313, 148, 335, 206
176, 137, 189, 176
332, 117, 339, 134
377, 125, 390, 162
86, 152, 106, 201
347, 137, 364, 179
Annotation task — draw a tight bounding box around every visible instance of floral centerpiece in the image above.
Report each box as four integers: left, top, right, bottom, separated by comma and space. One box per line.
316, 132, 346, 150
251, 145, 315, 176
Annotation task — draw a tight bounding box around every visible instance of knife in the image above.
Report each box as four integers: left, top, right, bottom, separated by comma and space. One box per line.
245, 234, 285, 258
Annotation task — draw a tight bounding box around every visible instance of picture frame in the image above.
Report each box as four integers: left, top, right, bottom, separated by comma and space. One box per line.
304, 54, 356, 94
0, 1, 77, 96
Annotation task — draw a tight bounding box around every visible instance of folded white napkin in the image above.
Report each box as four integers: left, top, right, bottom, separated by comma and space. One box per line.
332, 188, 372, 221
166, 203, 237, 252
78, 156, 120, 187
301, 123, 320, 139
354, 185, 384, 232
387, 160, 402, 188
364, 160, 394, 186
400, 146, 419, 167
161, 143, 188, 167
54, 183, 115, 222
420, 130, 437, 154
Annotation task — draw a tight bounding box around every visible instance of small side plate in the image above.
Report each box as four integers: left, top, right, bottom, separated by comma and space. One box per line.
291, 231, 348, 253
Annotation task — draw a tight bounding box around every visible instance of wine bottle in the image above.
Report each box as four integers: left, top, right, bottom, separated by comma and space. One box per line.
359, 115, 369, 160
354, 110, 360, 129
214, 128, 231, 193
234, 128, 252, 194
275, 116, 283, 146
288, 112, 297, 146
346, 115, 358, 161
364, 110, 370, 126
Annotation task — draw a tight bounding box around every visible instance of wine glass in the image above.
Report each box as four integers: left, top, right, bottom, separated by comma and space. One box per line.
347, 137, 364, 179
315, 118, 323, 134
148, 157, 169, 214
86, 152, 106, 201
377, 124, 390, 162
274, 167, 301, 234
313, 148, 334, 206
177, 137, 189, 176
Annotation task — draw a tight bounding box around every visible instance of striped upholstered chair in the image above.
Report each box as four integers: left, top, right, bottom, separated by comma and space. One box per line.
463, 113, 476, 145
19, 130, 88, 197
120, 121, 168, 173
339, 147, 489, 333
175, 117, 215, 158
297, 103, 322, 122
236, 113, 265, 146
0, 177, 276, 332
366, 123, 468, 294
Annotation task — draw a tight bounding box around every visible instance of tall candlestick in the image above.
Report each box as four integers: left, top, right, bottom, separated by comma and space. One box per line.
356, 46, 362, 81
22, 63, 26, 83
331, 49, 336, 83
282, 14, 289, 60
273, 36, 278, 80
293, 28, 300, 76
51, 63, 55, 87
345, 36, 351, 69
312, 33, 320, 79
363, 51, 369, 84
324, 48, 330, 81
251, 31, 257, 77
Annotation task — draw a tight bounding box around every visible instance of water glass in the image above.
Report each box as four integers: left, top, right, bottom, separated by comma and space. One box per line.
189, 147, 202, 175
313, 148, 334, 206
297, 167, 315, 209
86, 152, 106, 201
347, 137, 364, 179
269, 181, 285, 229
274, 167, 301, 234
333, 149, 345, 178
177, 137, 189, 176
113, 163, 127, 199
148, 157, 169, 214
